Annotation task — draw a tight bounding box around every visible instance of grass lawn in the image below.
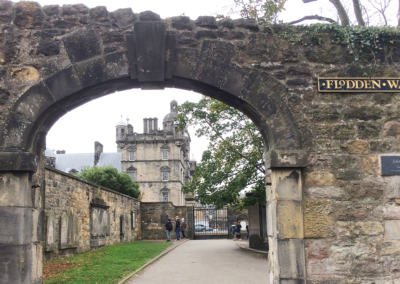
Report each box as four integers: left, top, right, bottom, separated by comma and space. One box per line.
44, 241, 172, 284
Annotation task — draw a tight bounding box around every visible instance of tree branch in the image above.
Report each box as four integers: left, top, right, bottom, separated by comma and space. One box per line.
329, 0, 350, 26
352, 0, 366, 26
289, 15, 337, 25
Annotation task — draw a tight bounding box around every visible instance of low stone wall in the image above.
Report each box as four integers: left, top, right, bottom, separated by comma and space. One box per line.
44, 167, 141, 262
141, 202, 187, 240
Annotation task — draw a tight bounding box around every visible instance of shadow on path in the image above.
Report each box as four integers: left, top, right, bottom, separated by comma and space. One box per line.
127, 240, 269, 284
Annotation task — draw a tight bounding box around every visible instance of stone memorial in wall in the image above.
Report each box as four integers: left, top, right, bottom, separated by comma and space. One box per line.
60, 211, 68, 249
90, 198, 110, 247
73, 214, 79, 247
45, 211, 56, 251
131, 211, 136, 229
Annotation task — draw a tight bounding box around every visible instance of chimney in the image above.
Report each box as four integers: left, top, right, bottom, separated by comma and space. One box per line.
143, 118, 148, 133
127, 124, 133, 134
94, 141, 103, 165
154, 117, 158, 131
148, 118, 153, 132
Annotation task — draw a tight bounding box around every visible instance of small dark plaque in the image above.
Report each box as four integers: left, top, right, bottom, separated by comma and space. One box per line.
161, 214, 168, 224
381, 156, 400, 175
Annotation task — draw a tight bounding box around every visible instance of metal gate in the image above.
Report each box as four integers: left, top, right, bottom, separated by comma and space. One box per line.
193, 205, 229, 240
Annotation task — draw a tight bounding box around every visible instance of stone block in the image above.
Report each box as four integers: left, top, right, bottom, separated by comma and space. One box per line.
171, 16, 192, 30
304, 201, 334, 238
305, 186, 344, 200
14, 2, 44, 29
44, 66, 82, 101
104, 51, 129, 80
195, 16, 217, 28
373, 204, 400, 220
341, 140, 369, 154
110, 8, 136, 29
276, 200, 303, 239
73, 57, 108, 88
379, 240, 400, 256
334, 202, 368, 220
306, 171, 335, 186
0, 172, 32, 207
276, 239, 305, 279
0, 207, 33, 245
337, 221, 384, 238
0, 244, 34, 283
266, 149, 308, 168
133, 21, 166, 82
383, 121, 400, 137
272, 169, 302, 201
267, 201, 277, 237
14, 82, 56, 123
385, 220, 400, 239
138, 10, 161, 21
62, 29, 102, 63
362, 156, 379, 175
232, 18, 259, 30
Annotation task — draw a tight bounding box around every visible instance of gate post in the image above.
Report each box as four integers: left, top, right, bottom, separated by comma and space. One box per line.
266, 150, 307, 284
185, 193, 195, 240
0, 153, 44, 284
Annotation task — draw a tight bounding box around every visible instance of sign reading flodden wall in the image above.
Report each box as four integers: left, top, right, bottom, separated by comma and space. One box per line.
318, 78, 400, 92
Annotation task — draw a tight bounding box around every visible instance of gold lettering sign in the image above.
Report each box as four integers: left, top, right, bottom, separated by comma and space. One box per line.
318, 78, 400, 92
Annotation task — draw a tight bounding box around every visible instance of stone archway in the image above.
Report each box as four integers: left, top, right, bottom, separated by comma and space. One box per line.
5, 2, 400, 283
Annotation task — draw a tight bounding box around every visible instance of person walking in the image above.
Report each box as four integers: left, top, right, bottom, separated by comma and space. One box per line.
181, 218, 186, 239
235, 221, 242, 241
231, 222, 236, 239
165, 219, 173, 242
175, 216, 181, 241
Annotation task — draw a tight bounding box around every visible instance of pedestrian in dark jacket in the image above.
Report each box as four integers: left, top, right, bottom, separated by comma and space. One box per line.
181, 218, 186, 239
231, 222, 236, 239
175, 216, 181, 241
165, 219, 173, 242
235, 221, 242, 241
246, 224, 249, 240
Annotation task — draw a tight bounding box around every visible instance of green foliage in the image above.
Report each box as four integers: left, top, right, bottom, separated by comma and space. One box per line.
76, 166, 140, 198
176, 97, 266, 209
219, 0, 287, 24
44, 241, 172, 284
276, 23, 400, 75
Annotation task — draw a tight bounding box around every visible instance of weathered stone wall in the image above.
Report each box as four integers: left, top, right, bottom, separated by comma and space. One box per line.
44, 167, 140, 262
0, 1, 400, 282
140, 202, 186, 240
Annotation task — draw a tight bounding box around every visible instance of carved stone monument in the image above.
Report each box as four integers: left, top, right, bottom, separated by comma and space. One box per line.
90, 198, 110, 247
60, 211, 68, 249
45, 211, 56, 251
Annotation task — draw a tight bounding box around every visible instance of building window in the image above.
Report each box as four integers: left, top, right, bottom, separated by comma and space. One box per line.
162, 171, 168, 181
129, 152, 135, 161
121, 129, 124, 134
129, 172, 136, 181
162, 150, 168, 160
162, 192, 168, 202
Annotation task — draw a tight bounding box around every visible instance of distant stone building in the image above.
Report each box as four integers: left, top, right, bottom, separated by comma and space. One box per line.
116, 100, 192, 205
45, 100, 195, 206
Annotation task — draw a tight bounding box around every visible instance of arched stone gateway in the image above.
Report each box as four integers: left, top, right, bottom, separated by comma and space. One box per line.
1, 1, 400, 283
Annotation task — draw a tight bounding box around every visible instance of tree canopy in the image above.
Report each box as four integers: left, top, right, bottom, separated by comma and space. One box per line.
176, 97, 266, 209
76, 166, 140, 198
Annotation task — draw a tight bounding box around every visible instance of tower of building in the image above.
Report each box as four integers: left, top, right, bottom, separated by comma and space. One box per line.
115, 100, 191, 205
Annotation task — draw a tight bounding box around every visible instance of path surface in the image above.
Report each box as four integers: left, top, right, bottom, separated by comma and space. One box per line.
128, 240, 269, 284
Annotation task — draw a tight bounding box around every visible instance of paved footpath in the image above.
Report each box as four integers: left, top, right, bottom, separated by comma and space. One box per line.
127, 240, 269, 284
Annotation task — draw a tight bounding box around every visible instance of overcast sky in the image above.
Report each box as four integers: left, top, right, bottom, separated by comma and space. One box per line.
41, 0, 398, 162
